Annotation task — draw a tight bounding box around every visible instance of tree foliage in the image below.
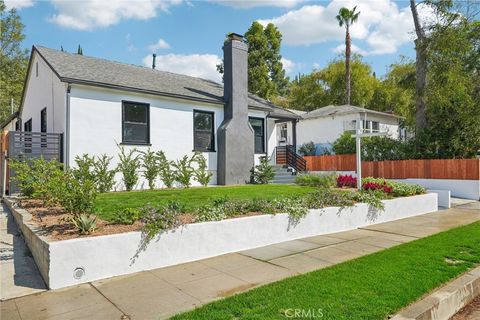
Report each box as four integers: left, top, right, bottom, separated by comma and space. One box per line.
217, 22, 288, 99
0, 1, 29, 123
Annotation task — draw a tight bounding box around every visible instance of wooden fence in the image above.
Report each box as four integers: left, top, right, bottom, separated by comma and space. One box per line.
304, 154, 480, 180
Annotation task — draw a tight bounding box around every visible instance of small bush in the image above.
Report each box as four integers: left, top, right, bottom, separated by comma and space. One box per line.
252, 156, 275, 184
157, 151, 175, 188
72, 154, 96, 183
362, 177, 426, 197
117, 144, 140, 191
140, 148, 159, 190
93, 154, 116, 193
61, 172, 97, 214
298, 141, 316, 156
295, 173, 336, 188
362, 181, 393, 193
337, 174, 357, 188
70, 214, 97, 234
112, 208, 140, 225
193, 152, 213, 187
332, 132, 356, 154
140, 201, 184, 241
172, 155, 195, 188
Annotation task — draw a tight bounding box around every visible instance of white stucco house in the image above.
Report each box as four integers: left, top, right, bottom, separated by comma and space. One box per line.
15, 34, 301, 190
281, 105, 404, 155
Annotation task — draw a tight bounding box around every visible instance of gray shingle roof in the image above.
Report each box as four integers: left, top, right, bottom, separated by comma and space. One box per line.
34, 46, 299, 119
301, 104, 402, 120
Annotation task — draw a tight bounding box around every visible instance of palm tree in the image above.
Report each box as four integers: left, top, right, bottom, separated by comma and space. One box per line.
336, 6, 360, 105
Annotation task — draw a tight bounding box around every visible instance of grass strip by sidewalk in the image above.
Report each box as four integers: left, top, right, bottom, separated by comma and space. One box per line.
95, 185, 315, 221
173, 221, 480, 320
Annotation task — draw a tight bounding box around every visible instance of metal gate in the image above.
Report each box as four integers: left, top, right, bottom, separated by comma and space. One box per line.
6, 131, 63, 195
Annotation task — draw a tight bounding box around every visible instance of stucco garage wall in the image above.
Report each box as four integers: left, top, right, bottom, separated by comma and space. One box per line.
9, 193, 437, 289
69, 85, 224, 190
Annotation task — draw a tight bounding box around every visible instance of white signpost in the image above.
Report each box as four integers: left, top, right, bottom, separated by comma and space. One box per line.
352, 117, 387, 190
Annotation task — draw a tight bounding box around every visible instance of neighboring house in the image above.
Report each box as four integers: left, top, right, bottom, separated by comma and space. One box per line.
16, 34, 300, 190
0, 112, 19, 133
281, 105, 403, 155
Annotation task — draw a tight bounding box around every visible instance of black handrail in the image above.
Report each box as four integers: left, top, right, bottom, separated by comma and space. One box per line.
276, 145, 307, 172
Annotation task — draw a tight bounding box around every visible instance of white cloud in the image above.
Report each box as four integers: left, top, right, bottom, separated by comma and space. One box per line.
259, 0, 435, 55
333, 43, 367, 56
211, 0, 304, 9
281, 57, 296, 75
4, 0, 34, 10
148, 38, 171, 51
143, 53, 222, 83
48, 0, 183, 30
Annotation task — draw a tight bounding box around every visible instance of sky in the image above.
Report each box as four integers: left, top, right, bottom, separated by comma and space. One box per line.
6, 0, 423, 83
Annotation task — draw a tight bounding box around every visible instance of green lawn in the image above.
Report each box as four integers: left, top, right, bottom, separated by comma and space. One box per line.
95, 185, 316, 221
173, 221, 480, 320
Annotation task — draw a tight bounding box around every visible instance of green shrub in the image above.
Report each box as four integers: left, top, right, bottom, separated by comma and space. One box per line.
332, 132, 356, 154
252, 156, 275, 184
140, 148, 159, 190
295, 173, 337, 188
157, 151, 175, 188
362, 177, 426, 197
298, 141, 316, 156
9, 158, 65, 207
117, 144, 140, 191
193, 152, 213, 187
172, 155, 195, 188
93, 154, 116, 193
61, 172, 97, 214
112, 208, 140, 225
72, 154, 96, 183
140, 201, 184, 241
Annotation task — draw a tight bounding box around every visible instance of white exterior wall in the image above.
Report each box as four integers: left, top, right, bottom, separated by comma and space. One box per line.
69, 85, 230, 190
1, 118, 17, 132
296, 112, 400, 151
21, 52, 66, 134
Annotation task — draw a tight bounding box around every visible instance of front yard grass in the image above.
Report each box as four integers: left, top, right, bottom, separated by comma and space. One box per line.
173, 221, 480, 320
95, 184, 316, 221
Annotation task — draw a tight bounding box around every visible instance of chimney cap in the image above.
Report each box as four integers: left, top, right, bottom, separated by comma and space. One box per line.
228, 33, 245, 42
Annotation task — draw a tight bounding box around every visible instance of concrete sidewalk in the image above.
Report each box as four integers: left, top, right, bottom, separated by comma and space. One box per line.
1, 204, 479, 320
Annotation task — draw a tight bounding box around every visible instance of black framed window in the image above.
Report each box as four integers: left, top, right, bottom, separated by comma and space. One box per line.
24, 119, 32, 132
372, 121, 380, 132
40, 108, 47, 132
249, 117, 265, 154
193, 110, 215, 152
122, 101, 150, 145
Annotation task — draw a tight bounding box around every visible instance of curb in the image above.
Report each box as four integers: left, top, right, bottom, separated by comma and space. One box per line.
391, 266, 480, 320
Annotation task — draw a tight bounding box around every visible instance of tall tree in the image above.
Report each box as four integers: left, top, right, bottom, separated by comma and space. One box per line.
217, 22, 289, 100
336, 6, 360, 106
0, 0, 29, 123
410, 0, 428, 132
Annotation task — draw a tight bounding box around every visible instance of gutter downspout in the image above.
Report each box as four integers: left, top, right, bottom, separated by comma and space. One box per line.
65, 84, 71, 169
265, 112, 270, 159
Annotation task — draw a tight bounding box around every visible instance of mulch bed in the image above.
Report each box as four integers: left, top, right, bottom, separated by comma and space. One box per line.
450, 295, 480, 320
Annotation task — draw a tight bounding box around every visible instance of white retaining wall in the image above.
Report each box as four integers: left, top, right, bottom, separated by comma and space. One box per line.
393, 179, 480, 201
7, 194, 437, 289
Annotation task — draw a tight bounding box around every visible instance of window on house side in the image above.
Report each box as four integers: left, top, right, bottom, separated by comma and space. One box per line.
193, 110, 215, 152
122, 101, 149, 145
24, 119, 32, 132
280, 123, 287, 140
372, 121, 379, 132
249, 117, 265, 154
40, 108, 47, 133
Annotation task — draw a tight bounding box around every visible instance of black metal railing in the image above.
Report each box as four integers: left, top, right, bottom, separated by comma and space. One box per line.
275, 145, 307, 172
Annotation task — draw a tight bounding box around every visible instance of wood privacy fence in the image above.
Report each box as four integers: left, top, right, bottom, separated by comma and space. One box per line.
304, 154, 480, 180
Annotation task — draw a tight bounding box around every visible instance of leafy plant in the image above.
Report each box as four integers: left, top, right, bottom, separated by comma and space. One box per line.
363, 181, 393, 193
252, 156, 275, 184
70, 214, 97, 234
337, 174, 357, 188
298, 141, 316, 156
362, 177, 426, 197
61, 172, 97, 214
112, 208, 140, 225
72, 154, 96, 184
92, 154, 116, 193
117, 144, 140, 191
172, 155, 195, 188
140, 201, 184, 242
140, 148, 159, 190
193, 152, 213, 187
332, 132, 356, 155
295, 173, 336, 188
157, 151, 175, 188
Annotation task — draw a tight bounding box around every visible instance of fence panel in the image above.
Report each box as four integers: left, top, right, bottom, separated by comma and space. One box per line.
305, 154, 480, 180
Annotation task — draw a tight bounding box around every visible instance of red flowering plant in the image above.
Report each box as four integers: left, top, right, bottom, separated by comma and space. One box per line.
362, 181, 393, 194
336, 174, 357, 188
